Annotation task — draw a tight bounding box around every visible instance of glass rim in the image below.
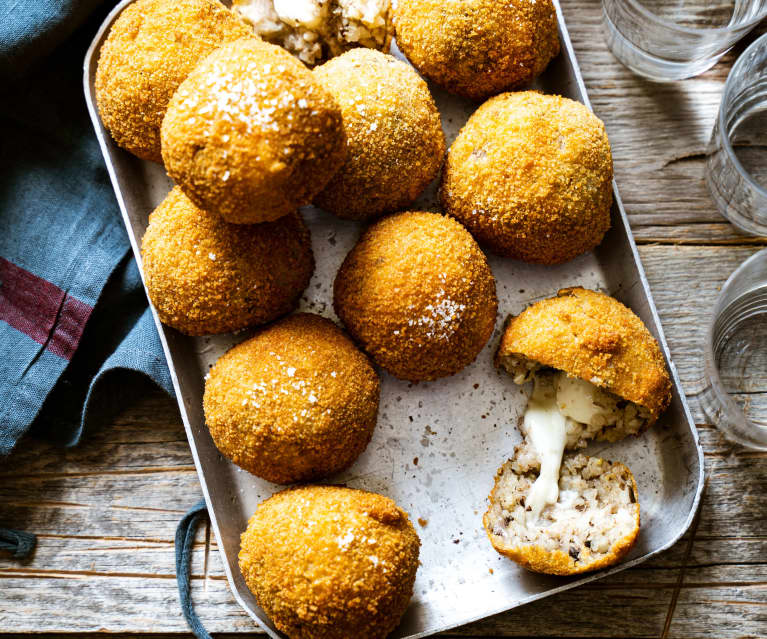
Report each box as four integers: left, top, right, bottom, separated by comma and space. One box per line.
719, 31, 767, 200
620, 0, 767, 36
704, 247, 767, 448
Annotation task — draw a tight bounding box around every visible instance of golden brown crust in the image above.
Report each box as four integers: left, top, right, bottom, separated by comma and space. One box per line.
95, 0, 252, 163
161, 37, 346, 224
333, 211, 498, 381
312, 49, 445, 220
391, 0, 560, 101
141, 187, 313, 336
441, 91, 613, 265
203, 314, 380, 484
239, 485, 420, 639
483, 460, 640, 576
496, 288, 672, 424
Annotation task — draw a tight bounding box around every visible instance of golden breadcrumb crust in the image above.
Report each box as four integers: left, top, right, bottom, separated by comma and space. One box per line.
161, 38, 346, 224
496, 287, 672, 424
141, 187, 313, 336
441, 91, 613, 265
239, 485, 420, 639
483, 457, 640, 575
312, 49, 445, 220
204, 314, 380, 484
95, 0, 252, 163
391, 0, 560, 101
333, 211, 497, 381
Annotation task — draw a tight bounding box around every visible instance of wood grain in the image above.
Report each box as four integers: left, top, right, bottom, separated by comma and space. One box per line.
2, 0, 767, 636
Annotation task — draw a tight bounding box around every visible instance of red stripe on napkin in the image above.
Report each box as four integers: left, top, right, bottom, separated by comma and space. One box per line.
0, 257, 93, 361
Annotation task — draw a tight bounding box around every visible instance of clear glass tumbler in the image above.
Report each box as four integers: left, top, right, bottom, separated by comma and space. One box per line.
706, 33, 767, 236
700, 248, 767, 449
602, 0, 767, 82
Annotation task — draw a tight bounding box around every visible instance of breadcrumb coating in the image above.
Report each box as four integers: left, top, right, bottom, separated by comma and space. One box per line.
95, 0, 252, 163
496, 288, 672, 425
441, 91, 613, 265
239, 485, 420, 639
334, 211, 497, 381
141, 187, 313, 336
313, 49, 445, 220
484, 450, 640, 575
161, 37, 346, 224
203, 314, 380, 483
391, 0, 560, 101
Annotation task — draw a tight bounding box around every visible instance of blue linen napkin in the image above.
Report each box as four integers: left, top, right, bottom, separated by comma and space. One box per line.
0, 0, 173, 499
1, 3, 212, 634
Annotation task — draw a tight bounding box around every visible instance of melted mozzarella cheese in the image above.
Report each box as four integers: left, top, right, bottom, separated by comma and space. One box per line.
234, 0, 283, 35
555, 373, 619, 425
273, 0, 326, 29
524, 374, 567, 523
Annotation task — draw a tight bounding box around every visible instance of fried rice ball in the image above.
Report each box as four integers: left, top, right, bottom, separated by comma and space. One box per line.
484, 449, 640, 576
203, 313, 380, 483
334, 211, 497, 381
239, 485, 420, 639
312, 49, 446, 220
391, 0, 560, 101
141, 187, 313, 336
95, 0, 252, 163
496, 288, 672, 429
161, 37, 346, 224
441, 92, 613, 265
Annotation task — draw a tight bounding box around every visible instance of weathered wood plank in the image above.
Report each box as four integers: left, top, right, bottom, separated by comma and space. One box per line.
562, 2, 767, 245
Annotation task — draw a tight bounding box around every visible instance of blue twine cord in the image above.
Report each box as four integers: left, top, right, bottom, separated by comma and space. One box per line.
0, 527, 37, 559
175, 499, 213, 639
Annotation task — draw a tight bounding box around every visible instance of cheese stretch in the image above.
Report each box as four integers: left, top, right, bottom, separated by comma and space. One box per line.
523, 372, 620, 524
523, 374, 566, 523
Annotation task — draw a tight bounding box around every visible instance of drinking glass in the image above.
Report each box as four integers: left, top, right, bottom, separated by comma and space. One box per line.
700, 248, 767, 449
602, 0, 767, 82
706, 33, 767, 236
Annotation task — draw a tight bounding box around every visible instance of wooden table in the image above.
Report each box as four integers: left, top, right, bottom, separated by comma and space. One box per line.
2, 2, 766, 637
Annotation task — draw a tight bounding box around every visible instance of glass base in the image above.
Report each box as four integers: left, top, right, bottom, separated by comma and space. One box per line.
705, 163, 767, 237
602, 8, 724, 81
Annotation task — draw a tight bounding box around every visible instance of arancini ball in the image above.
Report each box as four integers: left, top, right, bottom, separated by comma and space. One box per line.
161, 37, 346, 224
484, 450, 640, 576
141, 187, 313, 336
391, 0, 560, 101
312, 48, 445, 220
334, 211, 497, 381
95, 0, 252, 163
239, 485, 420, 639
496, 287, 672, 430
441, 92, 613, 265
203, 313, 380, 484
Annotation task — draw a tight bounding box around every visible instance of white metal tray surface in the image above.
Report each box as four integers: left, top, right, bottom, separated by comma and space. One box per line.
84, 2, 704, 637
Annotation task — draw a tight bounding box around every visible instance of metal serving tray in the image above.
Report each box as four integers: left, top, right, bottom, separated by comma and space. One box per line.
84, 2, 704, 636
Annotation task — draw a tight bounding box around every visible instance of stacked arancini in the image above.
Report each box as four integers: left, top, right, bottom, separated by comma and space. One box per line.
239, 486, 420, 639
392, 0, 560, 101
313, 49, 445, 220
161, 38, 346, 224
334, 211, 497, 381
95, 0, 252, 163
141, 187, 313, 336
203, 314, 380, 484
442, 92, 614, 264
